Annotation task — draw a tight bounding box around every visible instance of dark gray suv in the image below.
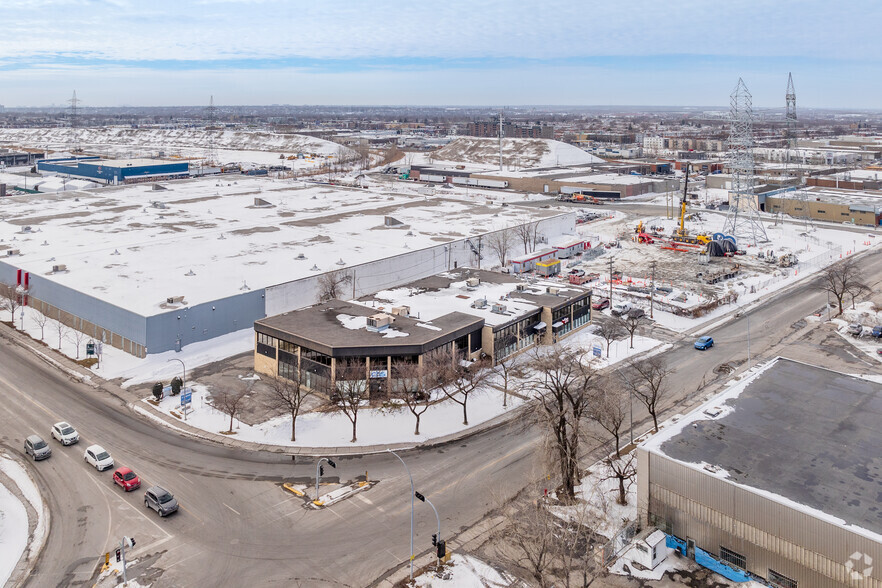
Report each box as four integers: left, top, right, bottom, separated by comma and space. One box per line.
144, 486, 178, 517
25, 434, 52, 461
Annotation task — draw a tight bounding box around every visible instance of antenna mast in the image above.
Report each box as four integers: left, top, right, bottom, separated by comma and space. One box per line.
68, 90, 82, 153
204, 95, 218, 167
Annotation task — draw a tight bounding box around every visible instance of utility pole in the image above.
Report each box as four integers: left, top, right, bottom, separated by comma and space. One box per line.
649, 261, 657, 319
608, 257, 614, 303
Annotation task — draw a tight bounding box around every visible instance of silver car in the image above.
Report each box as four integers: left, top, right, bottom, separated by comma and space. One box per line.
25, 434, 52, 461
144, 486, 179, 517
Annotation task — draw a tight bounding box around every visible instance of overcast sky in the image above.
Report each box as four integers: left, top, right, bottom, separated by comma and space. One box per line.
1, 0, 879, 108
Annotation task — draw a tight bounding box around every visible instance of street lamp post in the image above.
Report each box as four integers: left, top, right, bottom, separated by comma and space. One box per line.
415, 491, 442, 570
166, 358, 186, 388
388, 449, 415, 580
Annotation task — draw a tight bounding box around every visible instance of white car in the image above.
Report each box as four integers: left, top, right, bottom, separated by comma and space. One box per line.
50, 422, 80, 446
611, 302, 632, 316
84, 444, 114, 471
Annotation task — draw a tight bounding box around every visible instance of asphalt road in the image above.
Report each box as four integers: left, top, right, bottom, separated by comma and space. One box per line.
2, 248, 882, 587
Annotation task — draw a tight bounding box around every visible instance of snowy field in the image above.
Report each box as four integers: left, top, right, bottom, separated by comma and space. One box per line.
413, 137, 604, 169
143, 381, 525, 448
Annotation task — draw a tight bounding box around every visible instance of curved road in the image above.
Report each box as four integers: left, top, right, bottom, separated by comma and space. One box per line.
2, 249, 881, 587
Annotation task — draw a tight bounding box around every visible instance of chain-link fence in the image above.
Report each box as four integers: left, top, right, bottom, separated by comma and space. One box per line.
598, 520, 639, 566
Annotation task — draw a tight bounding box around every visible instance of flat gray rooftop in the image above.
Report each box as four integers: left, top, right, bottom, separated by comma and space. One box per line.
659, 359, 882, 535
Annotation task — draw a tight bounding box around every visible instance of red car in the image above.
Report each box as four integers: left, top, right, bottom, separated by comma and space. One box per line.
592, 298, 610, 310
113, 467, 141, 492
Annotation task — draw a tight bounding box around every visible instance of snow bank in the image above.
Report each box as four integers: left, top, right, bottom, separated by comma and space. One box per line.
415, 553, 511, 588
0, 453, 49, 585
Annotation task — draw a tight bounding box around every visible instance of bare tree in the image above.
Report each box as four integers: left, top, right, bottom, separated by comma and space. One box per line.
624, 356, 670, 432
530, 345, 595, 501
317, 269, 353, 302
382, 145, 404, 166
496, 351, 526, 408
55, 321, 69, 350
213, 389, 248, 433
434, 351, 490, 426
617, 312, 649, 348
846, 279, 871, 311
335, 363, 368, 443
820, 257, 863, 316
33, 312, 49, 341
0, 282, 21, 327
68, 328, 87, 359
594, 320, 625, 358
603, 451, 636, 506
493, 499, 559, 588
485, 226, 515, 268
514, 220, 540, 254
392, 360, 432, 436
264, 373, 312, 442
588, 379, 628, 458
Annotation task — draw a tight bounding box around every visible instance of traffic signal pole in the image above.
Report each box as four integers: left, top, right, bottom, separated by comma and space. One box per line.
314, 457, 336, 502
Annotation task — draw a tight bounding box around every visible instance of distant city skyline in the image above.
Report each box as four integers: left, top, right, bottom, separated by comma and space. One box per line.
1, 0, 880, 108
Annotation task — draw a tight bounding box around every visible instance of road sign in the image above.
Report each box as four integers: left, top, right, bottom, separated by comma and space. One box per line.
180, 387, 193, 406
86, 341, 95, 356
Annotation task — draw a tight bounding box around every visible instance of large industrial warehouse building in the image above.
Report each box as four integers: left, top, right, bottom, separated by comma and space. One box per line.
0, 176, 577, 356
37, 156, 190, 184
638, 358, 882, 588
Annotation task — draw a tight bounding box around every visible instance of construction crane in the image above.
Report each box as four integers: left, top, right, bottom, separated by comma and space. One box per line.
671, 166, 711, 245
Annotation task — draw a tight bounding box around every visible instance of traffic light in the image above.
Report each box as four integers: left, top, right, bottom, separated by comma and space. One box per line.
414, 491, 425, 502
431, 533, 437, 546
327, 459, 336, 468
436, 539, 446, 559
126, 537, 136, 549
115, 548, 121, 562
319, 465, 324, 477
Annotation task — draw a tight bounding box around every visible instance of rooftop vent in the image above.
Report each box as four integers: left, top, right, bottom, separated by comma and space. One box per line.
51, 263, 67, 272
166, 296, 185, 304
185, 269, 196, 276
384, 216, 404, 227
151, 201, 167, 209
310, 265, 320, 271
336, 258, 346, 266
491, 303, 507, 314
466, 277, 480, 289
253, 197, 272, 207
391, 306, 410, 318
546, 287, 560, 295
366, 313, 393, 332
471, 298, 488, 309
295, 253, 307, 260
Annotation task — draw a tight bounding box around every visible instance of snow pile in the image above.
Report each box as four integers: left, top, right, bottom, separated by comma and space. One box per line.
415, 554, 512, 588
428, 138, 603, 168
0, 452, 49, 586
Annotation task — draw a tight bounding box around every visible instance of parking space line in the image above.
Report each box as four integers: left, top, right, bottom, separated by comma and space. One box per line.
223, 502, 241, 516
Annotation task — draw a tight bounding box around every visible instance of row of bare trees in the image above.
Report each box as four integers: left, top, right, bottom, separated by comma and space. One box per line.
0, 282, 94, 358
484, 221, 545, 268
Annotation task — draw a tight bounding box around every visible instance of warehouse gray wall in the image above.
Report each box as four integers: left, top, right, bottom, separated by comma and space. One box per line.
145, 289, 266, 354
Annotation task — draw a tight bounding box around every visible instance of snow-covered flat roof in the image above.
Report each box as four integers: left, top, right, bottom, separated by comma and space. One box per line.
92, 158, 183, 168
643, 357, 882, 541
355, 268, 589, 328
0, 177, 564, 315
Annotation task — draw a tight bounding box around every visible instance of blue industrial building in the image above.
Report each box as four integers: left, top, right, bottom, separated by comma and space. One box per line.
37, 157, 189, 184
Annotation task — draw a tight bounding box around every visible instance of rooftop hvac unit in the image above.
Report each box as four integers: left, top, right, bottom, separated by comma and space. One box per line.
391, 306, 410, 317
52, 264, 67, 272
546, 287, 560, 295
515, 284, 526, 292
471, 298, 488, 309
6, 249, 20, 256
466, 277, 480, 289
366, 313, 393, 332
166, 296, 185, 304
253, 197, 272, 207
491, 303, 507, 314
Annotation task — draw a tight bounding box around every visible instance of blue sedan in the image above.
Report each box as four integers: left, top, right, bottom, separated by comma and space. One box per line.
694, 336, 714, 350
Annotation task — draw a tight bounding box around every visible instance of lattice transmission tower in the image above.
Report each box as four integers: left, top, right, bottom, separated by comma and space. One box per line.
204, 95, 218, 166
722, 78, 768, 245
67, 90, 82, 153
